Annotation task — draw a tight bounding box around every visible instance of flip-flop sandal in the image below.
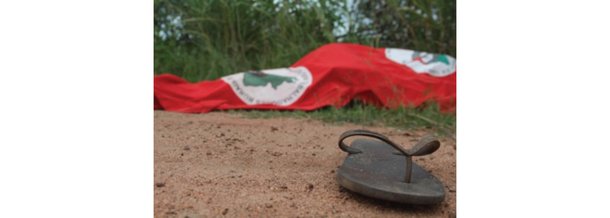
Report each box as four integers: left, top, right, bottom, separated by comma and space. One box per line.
336, 129, 445, 204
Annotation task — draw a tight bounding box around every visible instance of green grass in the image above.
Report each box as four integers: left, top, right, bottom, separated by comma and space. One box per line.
231, 102, 455, 139
154, 0, 456, 136
154, 0, 455, 81
155, 0, 349, 82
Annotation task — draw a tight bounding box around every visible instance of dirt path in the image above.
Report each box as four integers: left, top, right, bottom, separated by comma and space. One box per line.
154, 111, 456, 217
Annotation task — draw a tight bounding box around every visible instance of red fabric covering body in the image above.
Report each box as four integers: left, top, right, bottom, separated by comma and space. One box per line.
154, 43, 456, 113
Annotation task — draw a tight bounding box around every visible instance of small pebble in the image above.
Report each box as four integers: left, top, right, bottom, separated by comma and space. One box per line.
307, 183, 314, 191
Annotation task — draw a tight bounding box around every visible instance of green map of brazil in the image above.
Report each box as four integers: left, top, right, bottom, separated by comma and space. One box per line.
243, 71, 297, 89
222, 67, 313, 106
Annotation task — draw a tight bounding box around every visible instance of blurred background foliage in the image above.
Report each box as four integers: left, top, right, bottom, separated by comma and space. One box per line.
154, 0, 456, 82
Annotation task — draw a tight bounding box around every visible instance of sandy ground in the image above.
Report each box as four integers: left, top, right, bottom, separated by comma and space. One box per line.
154, 111, 456, 217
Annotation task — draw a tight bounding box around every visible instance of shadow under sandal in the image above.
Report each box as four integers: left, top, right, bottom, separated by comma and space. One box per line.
336, 129, 445, 205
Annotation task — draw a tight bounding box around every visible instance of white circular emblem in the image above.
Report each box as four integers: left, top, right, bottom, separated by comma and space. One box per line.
385, 48, 456, 77
221, 67, 313, 106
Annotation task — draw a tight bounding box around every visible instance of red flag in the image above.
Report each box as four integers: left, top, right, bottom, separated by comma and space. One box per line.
154, 43, 456, 113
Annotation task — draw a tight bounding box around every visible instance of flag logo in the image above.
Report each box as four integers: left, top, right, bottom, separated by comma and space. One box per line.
222, 67, 313, 106
385, 48, 456, 77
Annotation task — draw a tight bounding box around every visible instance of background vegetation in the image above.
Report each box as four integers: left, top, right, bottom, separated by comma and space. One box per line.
154, 0, 456, 136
